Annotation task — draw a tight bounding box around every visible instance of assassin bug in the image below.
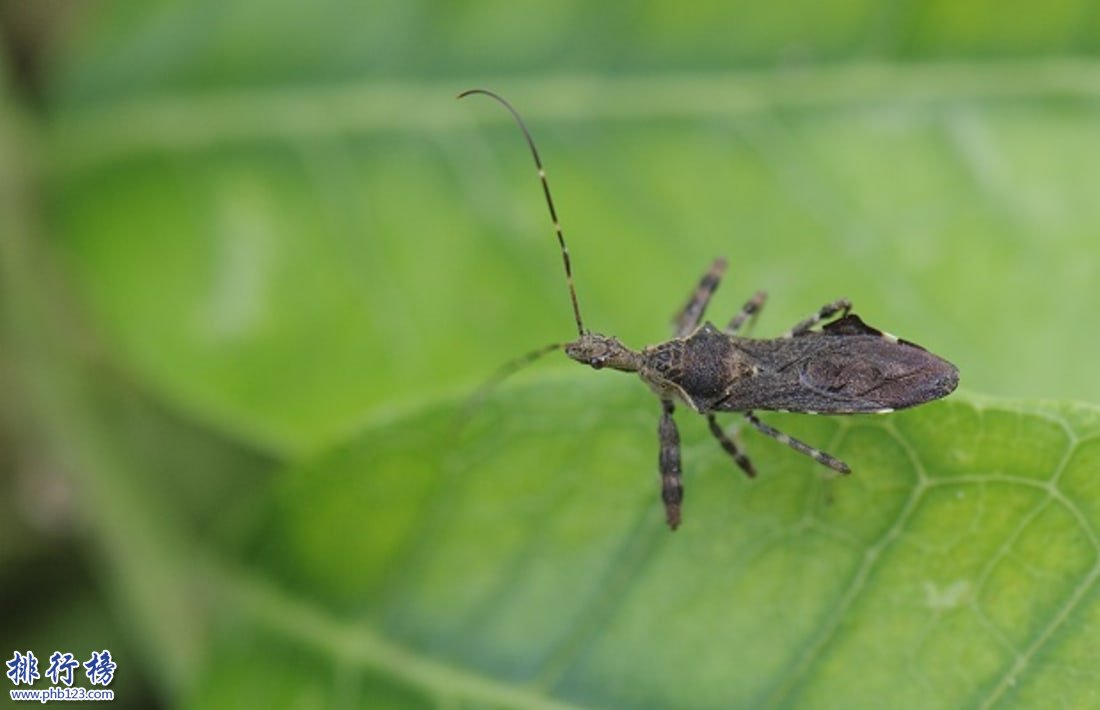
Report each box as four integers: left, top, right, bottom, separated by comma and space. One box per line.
459, 88, 959, 530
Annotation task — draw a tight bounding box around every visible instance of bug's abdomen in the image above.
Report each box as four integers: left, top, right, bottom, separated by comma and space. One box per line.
719, 334, 958, 413
798, 339, 958, 408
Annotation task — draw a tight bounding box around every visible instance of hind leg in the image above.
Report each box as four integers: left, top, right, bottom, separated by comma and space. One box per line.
782, 299, 852, 338
744, 412, 850, 473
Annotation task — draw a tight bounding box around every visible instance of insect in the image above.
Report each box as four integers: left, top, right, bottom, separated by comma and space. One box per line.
459, 88, 959, 530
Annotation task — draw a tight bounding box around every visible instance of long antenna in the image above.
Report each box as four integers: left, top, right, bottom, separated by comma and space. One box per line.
458, 88, 586, 336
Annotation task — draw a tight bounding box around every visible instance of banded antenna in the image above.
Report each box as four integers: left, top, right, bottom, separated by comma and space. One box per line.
458, 88, 587, 337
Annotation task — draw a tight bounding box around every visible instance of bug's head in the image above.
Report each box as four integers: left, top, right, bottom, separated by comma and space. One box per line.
565, 333, 642, 372
461, 92, 640, 374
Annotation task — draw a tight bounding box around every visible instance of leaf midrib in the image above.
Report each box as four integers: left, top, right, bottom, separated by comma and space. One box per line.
226, 569, 585, 710
48, 57, 1100, 174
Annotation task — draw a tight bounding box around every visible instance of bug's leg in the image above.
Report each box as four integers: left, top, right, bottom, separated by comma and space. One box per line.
782, 298, 852, 337
673, 257, 727, 337
706, 414, 756, 477
744, 412, 851, 473
725, 290, 768, 335
659, 399, 684, 530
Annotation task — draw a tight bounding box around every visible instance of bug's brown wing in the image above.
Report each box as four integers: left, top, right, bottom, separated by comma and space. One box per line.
718, 320, 958, 414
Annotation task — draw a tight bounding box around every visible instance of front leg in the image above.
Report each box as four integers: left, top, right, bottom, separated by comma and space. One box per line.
658, 399, 684, 530
673, 257, 727, 337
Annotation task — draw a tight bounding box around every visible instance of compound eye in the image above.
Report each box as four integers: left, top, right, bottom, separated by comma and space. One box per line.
590, 358, 605, 370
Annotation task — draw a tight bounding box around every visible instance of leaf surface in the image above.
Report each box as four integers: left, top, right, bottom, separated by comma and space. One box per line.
185, 383, 1100, 709
5, 2, 1100, 708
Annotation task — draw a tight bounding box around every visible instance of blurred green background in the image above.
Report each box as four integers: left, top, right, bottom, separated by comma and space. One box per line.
3, 1, 1100, 708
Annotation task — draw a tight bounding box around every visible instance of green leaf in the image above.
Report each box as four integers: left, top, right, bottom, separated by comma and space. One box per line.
8, 2, 1100, 708
41, 54, 1100, 455
185, 383, 1100, 708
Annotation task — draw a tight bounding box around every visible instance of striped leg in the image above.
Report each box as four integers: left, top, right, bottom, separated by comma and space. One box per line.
659, 399, 684, 530
706, 414, 756, 478
726, 290, 768, 335
782, 298, 852, 338
673, 258, 727, 337
744, 412, 850, 473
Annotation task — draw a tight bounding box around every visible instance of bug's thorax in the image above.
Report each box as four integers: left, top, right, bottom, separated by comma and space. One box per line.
566, 324, 761, 413
639, 323, 759, 412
